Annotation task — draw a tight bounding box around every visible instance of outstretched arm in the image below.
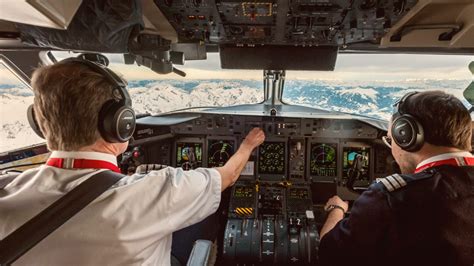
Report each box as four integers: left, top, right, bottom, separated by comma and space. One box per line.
216, 128, 265, 191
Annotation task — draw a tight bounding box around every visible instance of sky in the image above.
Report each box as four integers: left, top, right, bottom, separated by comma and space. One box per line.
1, 52, 473, 84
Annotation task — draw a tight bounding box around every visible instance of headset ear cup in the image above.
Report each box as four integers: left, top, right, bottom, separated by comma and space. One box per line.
412, 118, 424, 151
116, 107, 136, 142
391, 114, 424, 152
98, 100, 118, 143
27, 105, 45, 139
98, 100, 135, 143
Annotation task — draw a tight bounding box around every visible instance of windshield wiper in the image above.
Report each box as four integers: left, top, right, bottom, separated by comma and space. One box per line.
154, 106, 220, 116
136, 113, 151, 119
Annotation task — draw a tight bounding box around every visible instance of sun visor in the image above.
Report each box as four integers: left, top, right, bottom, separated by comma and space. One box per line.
219, 45, 338, 71
0, 0, 81, 30
16, 0, 143, 53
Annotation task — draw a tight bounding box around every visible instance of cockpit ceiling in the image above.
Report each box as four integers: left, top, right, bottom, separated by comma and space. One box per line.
158, 0, 415, 47
154, 0, 474, 52
1, 0, 474, 58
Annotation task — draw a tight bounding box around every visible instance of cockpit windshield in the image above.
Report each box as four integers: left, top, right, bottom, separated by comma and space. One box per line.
283, 54, 473, 120
0, 52, 472, 152
71, 52, 472, 119
49, 52, 474, 119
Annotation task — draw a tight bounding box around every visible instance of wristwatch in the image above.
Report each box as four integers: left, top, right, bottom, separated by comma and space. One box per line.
325, 204, 346, 214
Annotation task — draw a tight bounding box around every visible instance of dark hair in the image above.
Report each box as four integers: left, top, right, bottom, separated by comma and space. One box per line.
400, 91, 472, 151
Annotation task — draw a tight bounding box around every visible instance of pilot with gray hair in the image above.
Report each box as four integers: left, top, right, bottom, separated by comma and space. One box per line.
318, 91, 474, 266
0, 58, 265, 265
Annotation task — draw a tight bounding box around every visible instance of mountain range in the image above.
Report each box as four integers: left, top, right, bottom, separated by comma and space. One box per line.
1, 79, 471, 152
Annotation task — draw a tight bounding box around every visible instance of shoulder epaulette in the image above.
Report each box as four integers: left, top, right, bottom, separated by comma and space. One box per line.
378, 173, 407, 192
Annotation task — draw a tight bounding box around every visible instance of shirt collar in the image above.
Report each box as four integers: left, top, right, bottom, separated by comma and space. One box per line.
50, 151, 118, 166
416, 151, 473, 169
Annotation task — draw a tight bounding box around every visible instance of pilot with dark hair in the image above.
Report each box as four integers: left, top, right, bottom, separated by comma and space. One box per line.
0, 60, 265, 265
318, 91, 474, 266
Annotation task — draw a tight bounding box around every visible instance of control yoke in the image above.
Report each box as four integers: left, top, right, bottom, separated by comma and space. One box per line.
346, 153, 368, 194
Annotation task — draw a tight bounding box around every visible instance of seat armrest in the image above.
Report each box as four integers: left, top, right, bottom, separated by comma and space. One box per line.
186, 240, 212, 266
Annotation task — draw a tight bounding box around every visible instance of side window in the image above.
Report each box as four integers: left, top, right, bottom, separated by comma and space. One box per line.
0, 64, 44, 153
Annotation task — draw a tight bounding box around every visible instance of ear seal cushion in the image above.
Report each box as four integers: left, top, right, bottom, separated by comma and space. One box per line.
27, 105, 45, 139
98, 100, 136, 143
391, 114, 424, 152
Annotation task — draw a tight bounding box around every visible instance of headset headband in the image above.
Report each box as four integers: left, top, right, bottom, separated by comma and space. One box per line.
61, 57, 132, 107
393, 91, 418, 116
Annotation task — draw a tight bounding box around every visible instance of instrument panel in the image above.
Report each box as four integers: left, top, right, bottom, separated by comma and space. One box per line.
131, 113, 393, 264
133, 113, 392, 197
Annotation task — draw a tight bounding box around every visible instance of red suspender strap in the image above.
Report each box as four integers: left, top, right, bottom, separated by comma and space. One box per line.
46, 158, 121, 173
414, 157, 474, 173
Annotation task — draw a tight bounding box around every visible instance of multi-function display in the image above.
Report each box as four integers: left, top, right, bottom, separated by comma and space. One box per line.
310, 143, 337, 177
342, 147, 370, 181
258, 141, 286, 175
208, 140, 234, 167
176, 142, 202, 170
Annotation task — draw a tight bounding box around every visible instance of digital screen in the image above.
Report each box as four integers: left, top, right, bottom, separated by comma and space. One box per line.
233, 186, 254, 198
343, 147, 370, 180
310, 143, 337, 176
208, 140, 235, 167
176, 142, 202, 170
288, 188, 309, 200
375, 145, 392, 174
258, 141, 286, 175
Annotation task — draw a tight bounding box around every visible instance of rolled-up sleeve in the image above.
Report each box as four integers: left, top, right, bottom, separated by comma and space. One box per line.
163, 167, 222, 231
318, 185, 392, 265
87, 166, 222, 260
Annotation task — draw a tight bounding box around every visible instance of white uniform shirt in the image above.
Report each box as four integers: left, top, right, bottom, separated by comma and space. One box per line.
415, 151, 474, 168
0, 151, 222, 265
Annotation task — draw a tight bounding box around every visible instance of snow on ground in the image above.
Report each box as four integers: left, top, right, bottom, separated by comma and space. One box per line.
1, 79, 470, 152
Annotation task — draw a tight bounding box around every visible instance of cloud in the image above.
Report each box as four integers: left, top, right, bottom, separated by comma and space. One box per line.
110, 53, 473, 81
110, 64, 263, 80
2, 52, 473, 83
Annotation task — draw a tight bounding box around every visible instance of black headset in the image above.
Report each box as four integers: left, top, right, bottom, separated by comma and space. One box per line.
27, 56, 136, 143
391, 91, 424, 152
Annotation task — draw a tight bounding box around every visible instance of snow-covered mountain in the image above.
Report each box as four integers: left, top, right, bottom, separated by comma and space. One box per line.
129, 80, 263, 114
0, 90, 38, 153
0, 79, 471, 152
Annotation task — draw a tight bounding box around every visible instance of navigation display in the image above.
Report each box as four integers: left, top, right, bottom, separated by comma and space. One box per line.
310, 143, 337, 176
176, 142, 202, 170
208, 140, 235, 167
258, 141, 286, 175
343, 147, 370, 180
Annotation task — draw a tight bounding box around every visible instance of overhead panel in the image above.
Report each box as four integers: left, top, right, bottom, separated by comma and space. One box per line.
141, 0, 178, 43
154, 0, 221, 43
154, 0, 417, 47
